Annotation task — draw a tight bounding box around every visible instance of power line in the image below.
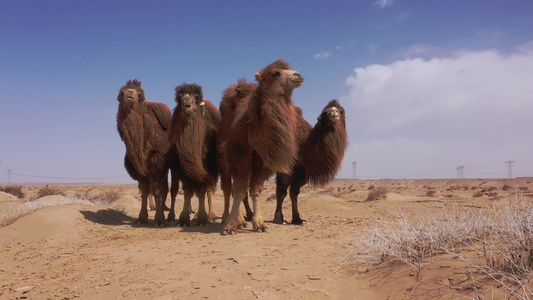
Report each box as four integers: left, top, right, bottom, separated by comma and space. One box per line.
352, 161, 357, 179
505, 160, 515, 179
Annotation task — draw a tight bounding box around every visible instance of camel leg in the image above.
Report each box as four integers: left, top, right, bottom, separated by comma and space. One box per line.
148, 194, 156, 211
290, 167, 307, 225
221, 190, 231, 224
274, 173, 290, 224
168, 171, 179, 222
242, 194, 253, 221
222, 175, 248, 235
194, 188, 209, 226
178, 183, 193, 227
151, 179, 167, 226
220, 172, 232, 224
249, 184, 267, 232
207, 187, 216, 222
136, 179, 150, 224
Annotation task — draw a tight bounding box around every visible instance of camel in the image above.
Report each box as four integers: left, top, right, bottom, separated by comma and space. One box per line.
116, 79, 171, 225
273, 100, 348, 224
169, 83, 220, 226
217, 78, 256, 224
219, 59, 303, 235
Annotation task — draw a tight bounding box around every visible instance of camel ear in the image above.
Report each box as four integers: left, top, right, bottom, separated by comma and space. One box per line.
344, 113, 348, 119
255, 71, 263, 82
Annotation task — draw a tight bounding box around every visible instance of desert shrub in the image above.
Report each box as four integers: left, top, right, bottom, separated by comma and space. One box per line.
366, 187, 388, 201
89, 191, 121, 203
487, 186, 497, 192
368, 184, 375, 191
0, 185, 25, 198
36, 186, 64, 199
426, 190, 437, 197
503, 184, 512, 191
519, 186, 529, 192
473, 191, 485, 197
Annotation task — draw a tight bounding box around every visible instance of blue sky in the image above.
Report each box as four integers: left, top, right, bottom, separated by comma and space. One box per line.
1, 0, 532, 183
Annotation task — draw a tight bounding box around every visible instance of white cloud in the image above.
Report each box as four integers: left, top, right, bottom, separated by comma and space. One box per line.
374, 0, 393, 9
314, 51, 332, 60
339, 45, 533, 178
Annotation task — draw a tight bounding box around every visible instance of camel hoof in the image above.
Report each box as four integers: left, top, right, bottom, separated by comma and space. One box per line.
136, 216, 148, 225
222, 223, 238, 235
221, 229, 236, 236
291, 217, 306, 225
273, 212, 285, 224
196, 220, 210, 226
208, 212, 217, 223
167, 213, 176, 222
254, 226, 268, 233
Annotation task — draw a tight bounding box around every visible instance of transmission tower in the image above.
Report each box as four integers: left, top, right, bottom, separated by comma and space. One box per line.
456, 166, 464, 179
505, 160, 515, 179
7, 169, 12, 185
352, 161, 357, 179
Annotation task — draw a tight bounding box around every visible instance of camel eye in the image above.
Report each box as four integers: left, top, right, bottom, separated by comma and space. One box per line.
139, 94, 144, 101
272, 71, 280, 78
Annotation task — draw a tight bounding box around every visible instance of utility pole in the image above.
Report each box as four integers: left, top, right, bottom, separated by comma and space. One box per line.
456, 166, 464, 179
352, 161, 357, 179
505, 160, 515, 179
7, 169, 12, 185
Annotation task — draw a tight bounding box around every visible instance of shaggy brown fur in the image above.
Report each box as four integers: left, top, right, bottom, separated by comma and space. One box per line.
220, 59, 303, 235
169, 83, 220, 226
274, 100, 348, 224
116, 79, 172, 225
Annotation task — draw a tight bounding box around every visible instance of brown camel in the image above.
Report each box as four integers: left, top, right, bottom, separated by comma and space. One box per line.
217, 78, 256, 224
273, 100, 348, 224
219, 59, 303, 235
169, 83, 220, 226
116, 79, 171, 225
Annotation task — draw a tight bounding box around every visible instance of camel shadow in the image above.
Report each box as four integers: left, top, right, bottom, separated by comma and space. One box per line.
79, 209, 136, 226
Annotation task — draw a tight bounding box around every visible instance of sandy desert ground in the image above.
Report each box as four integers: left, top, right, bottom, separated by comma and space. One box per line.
1, 178, 532, 300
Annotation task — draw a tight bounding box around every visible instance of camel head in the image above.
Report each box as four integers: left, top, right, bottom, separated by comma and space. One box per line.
175, 83, 205, 116
117, 79, 146, 108
318, 100, 347, 127
255, 59, 304, 96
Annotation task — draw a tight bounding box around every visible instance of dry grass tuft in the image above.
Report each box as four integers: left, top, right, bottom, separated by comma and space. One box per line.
344, 191, 533, 299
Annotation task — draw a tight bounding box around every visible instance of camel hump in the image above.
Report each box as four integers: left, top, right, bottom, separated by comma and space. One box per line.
147, 102, 172, 130
220, 78, 256, 117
